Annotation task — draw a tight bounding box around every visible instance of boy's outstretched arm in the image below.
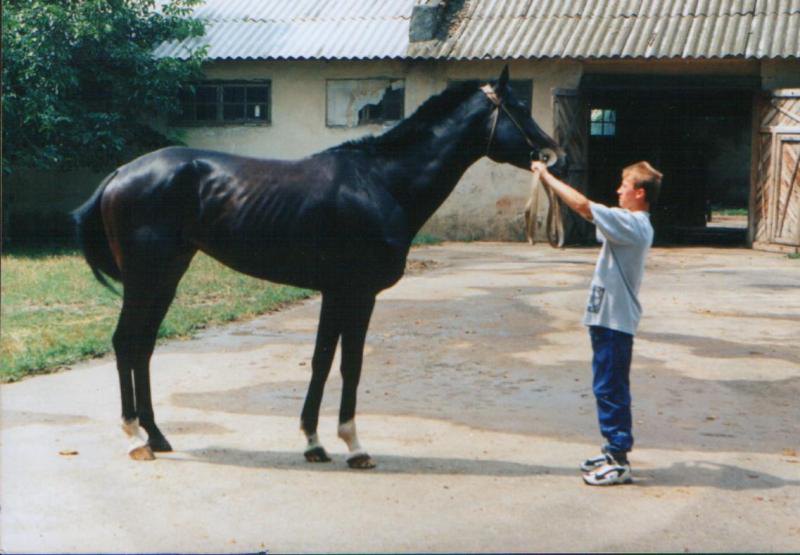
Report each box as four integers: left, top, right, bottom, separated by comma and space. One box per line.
531, 161, 594, 221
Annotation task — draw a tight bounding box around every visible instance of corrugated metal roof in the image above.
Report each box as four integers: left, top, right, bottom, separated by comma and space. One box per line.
153, 0, 417, 60
410, 0, 800, 59
154, 0, 800, 61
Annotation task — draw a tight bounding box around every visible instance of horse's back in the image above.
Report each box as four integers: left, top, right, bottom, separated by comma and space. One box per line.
103, 146, 329, 227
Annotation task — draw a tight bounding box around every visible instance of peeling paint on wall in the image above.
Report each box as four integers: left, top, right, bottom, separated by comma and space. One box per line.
326, 78, 404, 127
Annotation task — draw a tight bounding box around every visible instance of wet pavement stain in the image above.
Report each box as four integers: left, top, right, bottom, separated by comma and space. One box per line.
2, 411, 91, 428
637, 331, 800, 363
160, 421, 234, 435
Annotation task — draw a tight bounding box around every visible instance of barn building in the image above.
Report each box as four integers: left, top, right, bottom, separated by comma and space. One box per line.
10, 0, 800, 251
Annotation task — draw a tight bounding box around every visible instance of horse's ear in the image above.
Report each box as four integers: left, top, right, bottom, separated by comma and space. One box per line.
498, 65, 510, 90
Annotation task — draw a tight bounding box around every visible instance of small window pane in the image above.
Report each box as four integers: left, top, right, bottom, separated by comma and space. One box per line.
247, 87, 268, 102
196, 86, 217, 103
248, 103, 267, 120
590, 108, 617, 136
223, 104, 245, 120
178, 102, 194, 120
196, 103, 217, 121
179, 87, 194, 103
223, 86, 245, 103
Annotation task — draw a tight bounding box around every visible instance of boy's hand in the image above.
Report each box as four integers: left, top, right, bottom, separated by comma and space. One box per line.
530, 160, 549, 175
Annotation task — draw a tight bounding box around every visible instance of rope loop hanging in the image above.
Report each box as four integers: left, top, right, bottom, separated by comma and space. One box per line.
524, 170, 565, 248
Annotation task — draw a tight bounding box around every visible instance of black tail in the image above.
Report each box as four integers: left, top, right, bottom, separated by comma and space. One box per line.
72, 171, 122, 296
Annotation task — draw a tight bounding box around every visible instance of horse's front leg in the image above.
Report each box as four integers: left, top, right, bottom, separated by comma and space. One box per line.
337, 294, 376, 469
301, 293, 341, 463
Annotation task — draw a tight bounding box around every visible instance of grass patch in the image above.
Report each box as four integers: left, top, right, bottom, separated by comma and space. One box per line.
712, 208, 748, 217
1, 250, 313, 382
788, 253, 800, 260
411, 232, 442, 246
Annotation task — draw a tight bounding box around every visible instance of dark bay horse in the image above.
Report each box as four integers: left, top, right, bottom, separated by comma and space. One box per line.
73, 67, 565, 467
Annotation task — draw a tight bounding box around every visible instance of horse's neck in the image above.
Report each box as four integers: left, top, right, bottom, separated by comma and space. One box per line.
389, 116, 486, 234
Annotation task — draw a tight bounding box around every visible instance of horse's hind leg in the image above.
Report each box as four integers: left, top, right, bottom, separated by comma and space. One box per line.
115, 348, 141, 456
336, 294, 376, 469
114, 247, 194, 459
114, 306, 153, 460
300, 293, 342, 463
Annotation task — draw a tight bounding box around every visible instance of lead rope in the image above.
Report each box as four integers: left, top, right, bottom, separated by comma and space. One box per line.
527, 170, 565, 248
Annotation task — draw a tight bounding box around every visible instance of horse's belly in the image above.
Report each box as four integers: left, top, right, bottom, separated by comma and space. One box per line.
195, 238, 320, 288
194, 234, 406, 293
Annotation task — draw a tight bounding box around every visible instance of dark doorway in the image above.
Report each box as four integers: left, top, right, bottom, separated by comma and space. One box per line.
582, 76, 754, 245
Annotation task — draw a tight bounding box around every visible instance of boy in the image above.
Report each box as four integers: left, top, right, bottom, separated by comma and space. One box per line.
529, 160, 663, 485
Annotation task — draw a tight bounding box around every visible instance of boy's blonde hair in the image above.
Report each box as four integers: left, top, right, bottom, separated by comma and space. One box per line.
623, 161, 663, 207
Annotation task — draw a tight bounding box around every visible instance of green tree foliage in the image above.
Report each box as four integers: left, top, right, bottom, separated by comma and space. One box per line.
2, 0, 206, 174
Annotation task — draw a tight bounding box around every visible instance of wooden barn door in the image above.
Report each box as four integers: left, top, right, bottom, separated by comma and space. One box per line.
770, 135, 800, 245
553, 88, 591, 243
753, 90, 800, 252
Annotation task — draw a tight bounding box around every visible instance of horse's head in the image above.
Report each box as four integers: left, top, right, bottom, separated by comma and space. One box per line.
482, 66, 567, 176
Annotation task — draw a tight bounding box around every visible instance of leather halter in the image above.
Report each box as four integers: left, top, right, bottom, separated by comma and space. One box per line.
481, 83, 537, 157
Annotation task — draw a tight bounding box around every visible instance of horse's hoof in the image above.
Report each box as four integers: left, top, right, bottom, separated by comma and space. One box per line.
148, 436, 173, 453
347, 453, 376, 469
129, 445, 156, 461
304, 446, 331, 463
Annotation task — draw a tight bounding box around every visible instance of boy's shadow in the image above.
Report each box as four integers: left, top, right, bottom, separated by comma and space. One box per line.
633, 460, 799, 490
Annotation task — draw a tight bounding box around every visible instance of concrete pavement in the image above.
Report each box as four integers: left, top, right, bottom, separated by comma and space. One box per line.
2, 243, 799, 552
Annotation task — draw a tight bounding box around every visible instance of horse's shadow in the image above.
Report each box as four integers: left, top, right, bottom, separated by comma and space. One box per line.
169, 447, 800, 491
171, 447, 568, 477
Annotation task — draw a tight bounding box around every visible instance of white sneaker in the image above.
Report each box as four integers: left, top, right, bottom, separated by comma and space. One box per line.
582, 460, 632, 486
580, 453, 609, 472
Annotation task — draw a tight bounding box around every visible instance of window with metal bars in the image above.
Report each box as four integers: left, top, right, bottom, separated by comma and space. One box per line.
178, 81, 270, 124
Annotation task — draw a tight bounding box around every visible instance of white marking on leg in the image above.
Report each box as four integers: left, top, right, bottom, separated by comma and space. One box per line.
121, 418, 149, 453
338, 419, 366, 459
305, 432, 323, 451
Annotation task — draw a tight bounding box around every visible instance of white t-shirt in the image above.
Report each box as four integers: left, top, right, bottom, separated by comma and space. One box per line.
582, 203, 654, 336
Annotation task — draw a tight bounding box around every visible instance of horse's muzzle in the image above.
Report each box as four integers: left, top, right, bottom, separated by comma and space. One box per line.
538, 148, 559, 168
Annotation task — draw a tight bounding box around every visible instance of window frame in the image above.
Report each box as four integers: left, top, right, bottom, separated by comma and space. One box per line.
176, 80, 272, 126
325, 78, 406, 128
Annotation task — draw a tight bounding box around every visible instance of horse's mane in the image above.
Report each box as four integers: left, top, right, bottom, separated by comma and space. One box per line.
329, 80, 482, 154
